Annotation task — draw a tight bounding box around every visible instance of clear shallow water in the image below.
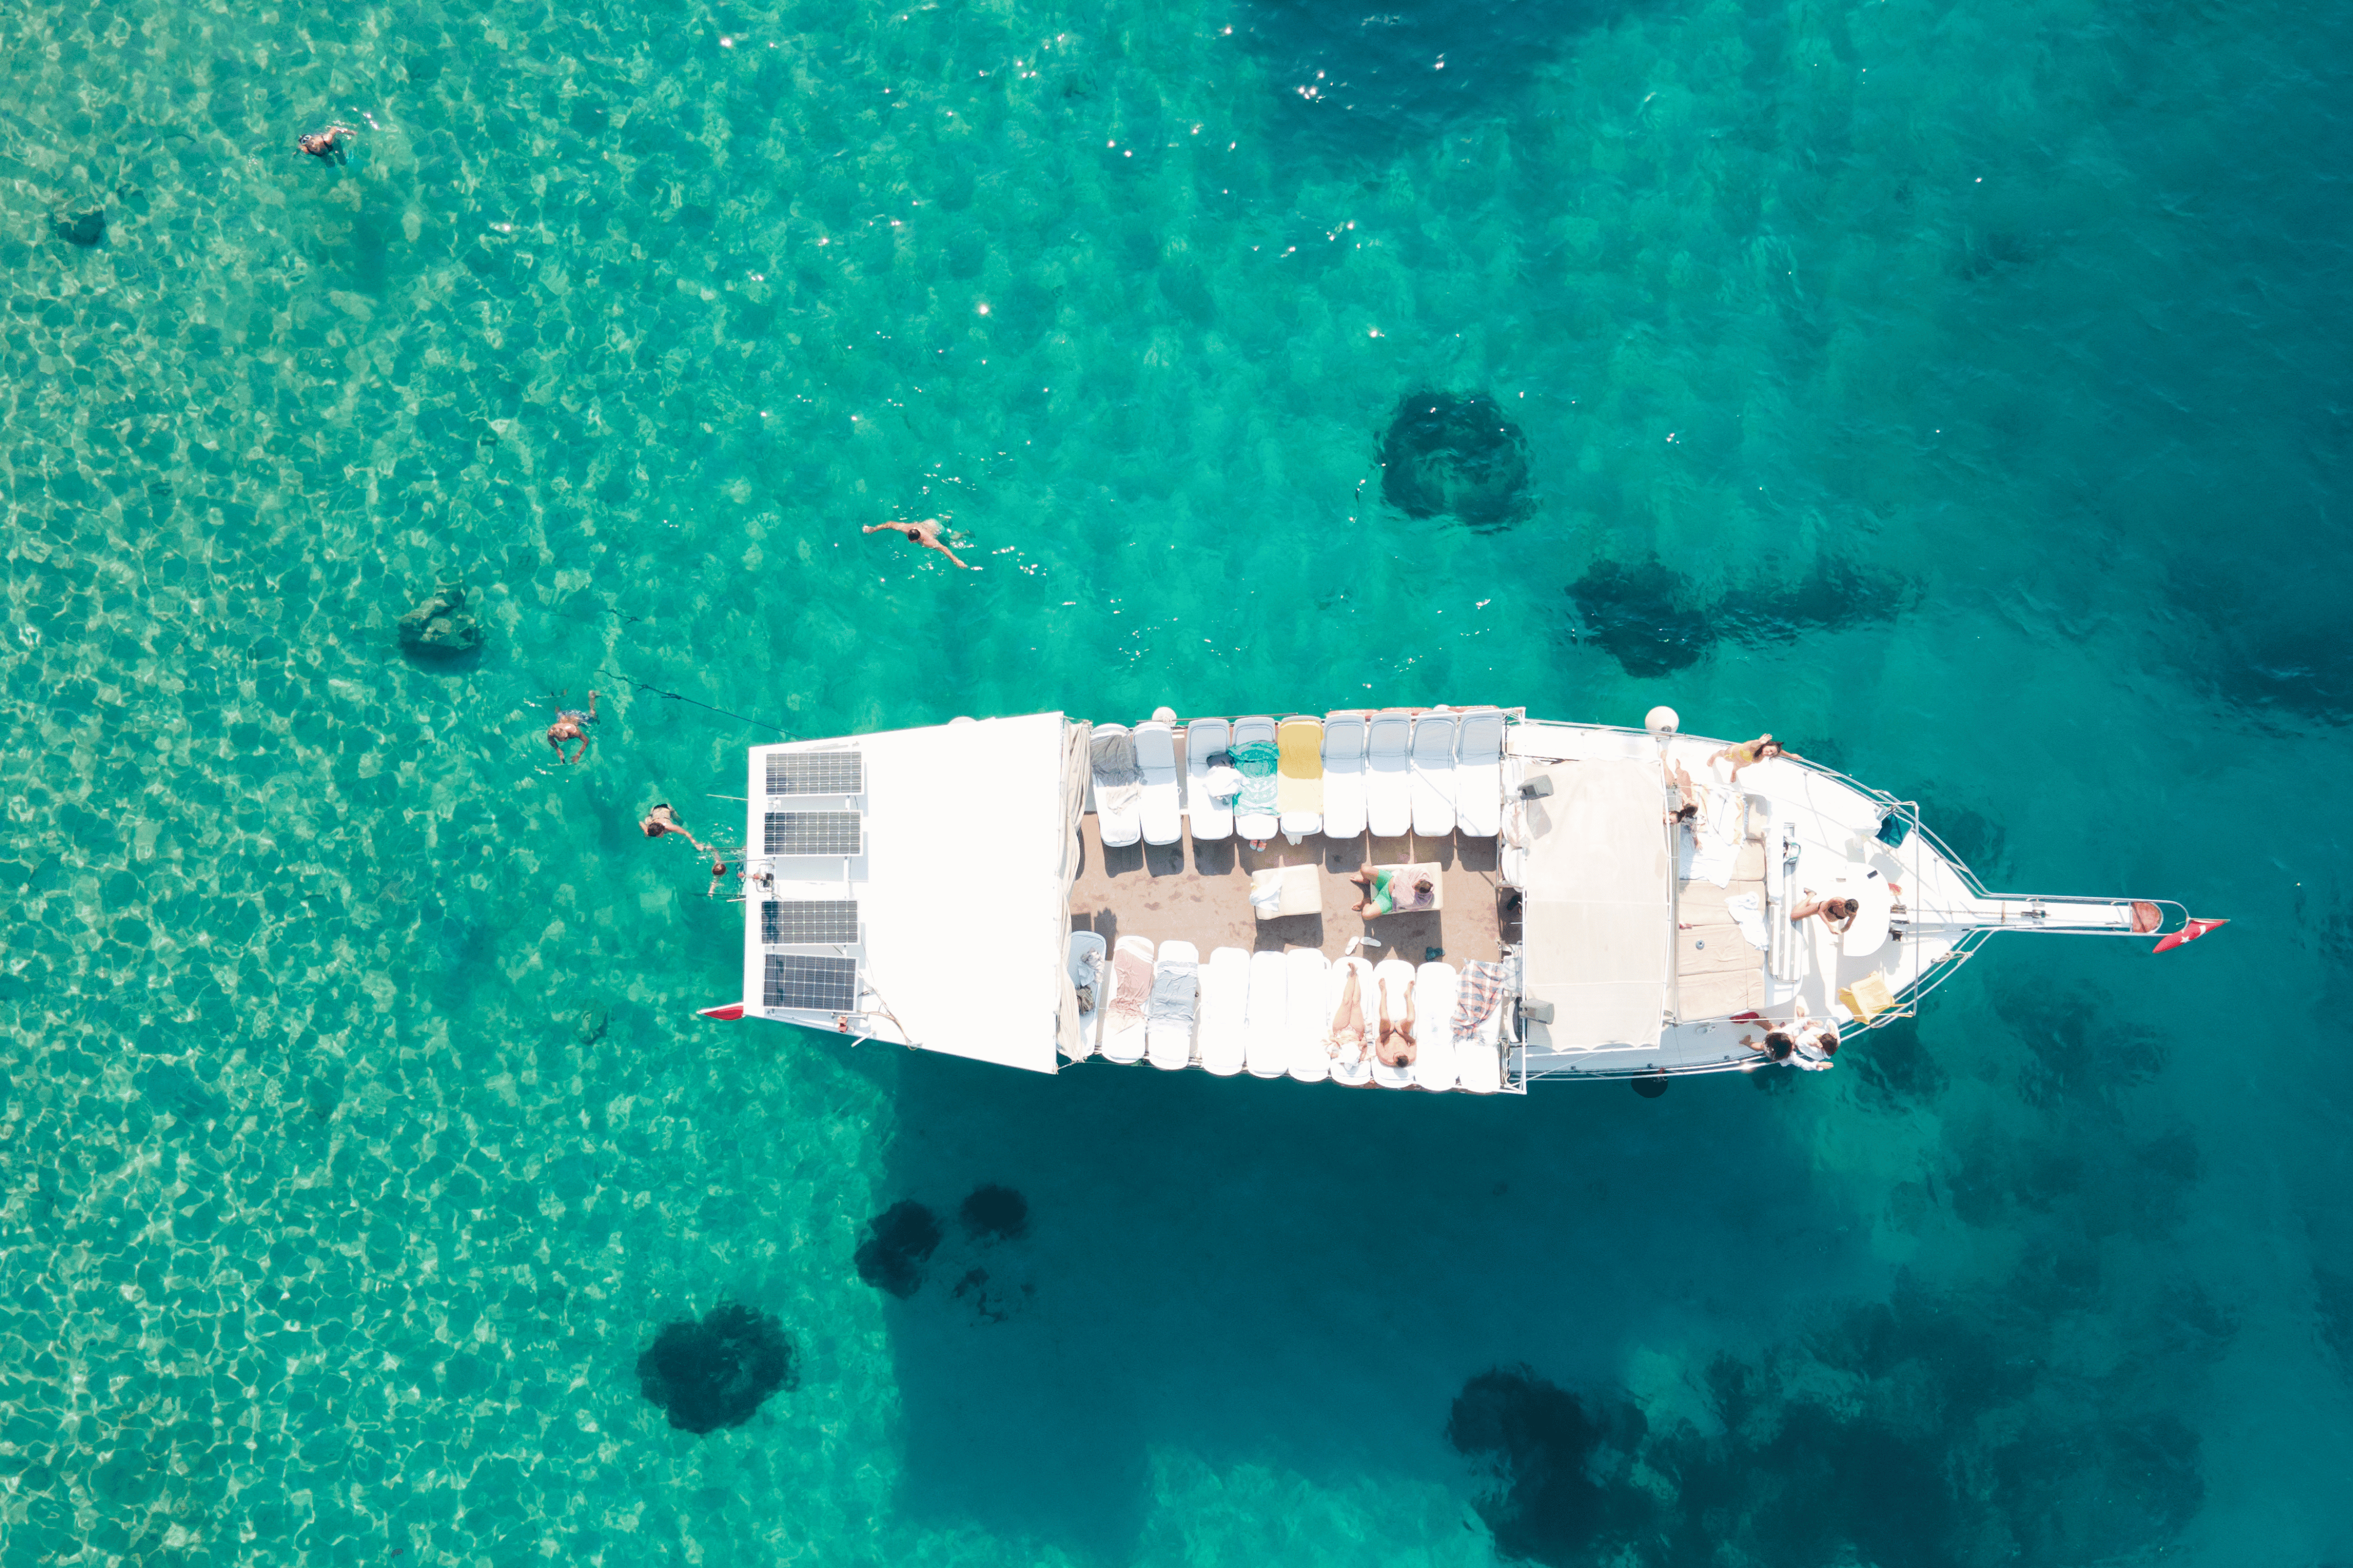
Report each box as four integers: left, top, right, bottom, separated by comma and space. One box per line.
3, 0, 2350, 1558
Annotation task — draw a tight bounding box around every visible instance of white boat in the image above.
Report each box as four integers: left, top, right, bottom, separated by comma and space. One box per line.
713, 706, 2194, 1090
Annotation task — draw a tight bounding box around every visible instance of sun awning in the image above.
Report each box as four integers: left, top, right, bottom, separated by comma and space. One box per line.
1516, 756, 1671, 1054
744, 712, 1077, 1074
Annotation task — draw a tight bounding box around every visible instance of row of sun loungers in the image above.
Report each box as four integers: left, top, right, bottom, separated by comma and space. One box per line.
1091, 708, 1507, 847
1070, 934, 1507, 1092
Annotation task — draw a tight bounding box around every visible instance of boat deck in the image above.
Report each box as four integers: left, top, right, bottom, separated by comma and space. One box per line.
1068, 817, 1508, 969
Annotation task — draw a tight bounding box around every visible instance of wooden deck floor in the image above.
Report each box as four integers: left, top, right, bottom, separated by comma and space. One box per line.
1067, 815, 1508, 966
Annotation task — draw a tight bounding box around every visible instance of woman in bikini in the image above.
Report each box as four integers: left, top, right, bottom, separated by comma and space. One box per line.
1788, 893, 1860, 933
1662, 755, 1704, 827
1375, 977, 1418, 1068
1328, 966, 1368, 1062
1709, 733, 1800, 783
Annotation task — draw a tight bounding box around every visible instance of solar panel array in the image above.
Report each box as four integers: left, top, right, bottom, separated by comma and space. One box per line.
766, 750, 864, 795
763, 953, 860, 1012
761, 899, 860, 945
764, 810, 862, 857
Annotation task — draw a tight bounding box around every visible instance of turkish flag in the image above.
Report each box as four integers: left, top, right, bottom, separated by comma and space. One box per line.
698, 1003, 746, 1020
2153, 918, 2228, 954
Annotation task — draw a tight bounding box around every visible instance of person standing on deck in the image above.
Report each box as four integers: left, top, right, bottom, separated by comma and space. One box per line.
862, 518, 978, 570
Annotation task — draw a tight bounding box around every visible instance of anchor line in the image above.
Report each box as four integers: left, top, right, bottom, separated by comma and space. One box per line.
596, 666, 791, 738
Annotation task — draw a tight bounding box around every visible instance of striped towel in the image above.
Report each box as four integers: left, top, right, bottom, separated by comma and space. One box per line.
1451, 960, 1507, 1041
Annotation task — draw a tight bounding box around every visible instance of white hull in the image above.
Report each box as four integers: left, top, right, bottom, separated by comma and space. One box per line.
725, 709, 2174, 1093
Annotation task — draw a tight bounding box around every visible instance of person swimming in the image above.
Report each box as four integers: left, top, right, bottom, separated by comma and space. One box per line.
298, 124, 358, 163
640, 802, 715, 856
861, 517, 977, 570
545, 690, 600, 764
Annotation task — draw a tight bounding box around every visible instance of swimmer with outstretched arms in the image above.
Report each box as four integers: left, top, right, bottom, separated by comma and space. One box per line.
862, 518, 977, 570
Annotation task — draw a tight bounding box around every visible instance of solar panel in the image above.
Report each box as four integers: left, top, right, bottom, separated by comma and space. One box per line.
762, 899, 860, 945
766, 751, 864, 795
764, 811, 863, 857
764, 954, 860, 1012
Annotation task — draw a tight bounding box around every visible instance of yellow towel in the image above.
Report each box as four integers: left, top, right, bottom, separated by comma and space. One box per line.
1277, 719, 1323, 813
1839, 971, 1897, 1021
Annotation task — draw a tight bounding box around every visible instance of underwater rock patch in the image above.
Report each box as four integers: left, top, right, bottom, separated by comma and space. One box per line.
1448, 1367, 1649, 1563
1451, 1278, 2213, 1567
636, 1303, 794, 1434
54, 208, 105, 246
1379, 391, 1532, 529
396, 582, 485, 662
854, 1200, 942, 1298
959, 1184, 1028, 1241
1565, 554, 1911, 678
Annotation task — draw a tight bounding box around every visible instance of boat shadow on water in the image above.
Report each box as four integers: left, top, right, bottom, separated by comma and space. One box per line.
865, 1050, 1870, 1561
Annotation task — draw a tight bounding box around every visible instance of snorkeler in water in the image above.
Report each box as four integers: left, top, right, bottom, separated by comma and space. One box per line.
545, 690, 600, 764
298, 124, 358, 164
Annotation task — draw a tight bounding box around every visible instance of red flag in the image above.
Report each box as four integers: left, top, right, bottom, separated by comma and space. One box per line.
2152, 918, 2227, 954
698, 1003, 746, 1020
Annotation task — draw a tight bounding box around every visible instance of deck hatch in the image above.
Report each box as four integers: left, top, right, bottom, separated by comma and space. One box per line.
764, 810, 864, 857
761, 899, 860, 945
763, 953, 861, 1012
766, 751, 864, 796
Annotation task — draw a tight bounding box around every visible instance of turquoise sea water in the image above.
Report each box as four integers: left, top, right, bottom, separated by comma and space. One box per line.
5, 0, 2350, 1558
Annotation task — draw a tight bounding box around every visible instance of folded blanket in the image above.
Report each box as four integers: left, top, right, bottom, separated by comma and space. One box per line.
1725, 892, 1769, 951
1106, 948, 1154, 1031
1148, 962, 1199, 1024
1091, 730, 1141, 784
1092, 730, 1143, 819
1452, 960, 1507, 1042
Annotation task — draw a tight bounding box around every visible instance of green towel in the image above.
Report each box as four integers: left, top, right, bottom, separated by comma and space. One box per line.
1230, 740, 1279, 777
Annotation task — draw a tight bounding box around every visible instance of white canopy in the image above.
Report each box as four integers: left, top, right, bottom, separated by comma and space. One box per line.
1515, 757, 1670, 1054
742, 712, 1079, 1074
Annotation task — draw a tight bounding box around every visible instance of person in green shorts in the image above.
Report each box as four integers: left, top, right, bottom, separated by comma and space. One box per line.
1347, 865, 1434, 916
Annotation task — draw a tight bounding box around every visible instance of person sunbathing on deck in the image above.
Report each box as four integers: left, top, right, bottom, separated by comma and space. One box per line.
1788, 892, 1859, 933
1661, 756, 1702, 827
1328, 966, 1367, 1062
1376, 978, 1418, 1068
1347, 865, 1435, 917
1709, 734, 1798, 782
862, 518, 976, 569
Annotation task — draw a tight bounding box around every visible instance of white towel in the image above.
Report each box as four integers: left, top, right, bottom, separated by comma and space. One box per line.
1725, 892, 1768, 950
1681, 825, 1738, 888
